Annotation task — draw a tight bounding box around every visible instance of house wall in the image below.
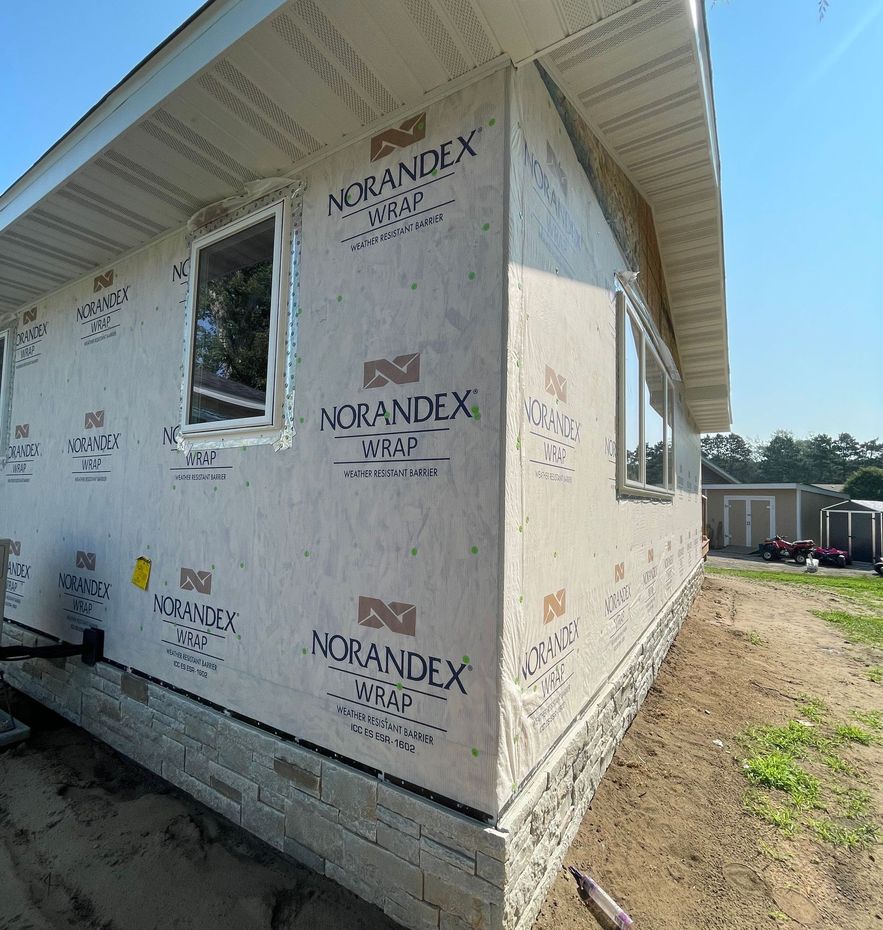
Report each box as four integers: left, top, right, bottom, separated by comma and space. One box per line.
495, 65, 704, 930
2, 63, 706, 930
1, 70, 507, 817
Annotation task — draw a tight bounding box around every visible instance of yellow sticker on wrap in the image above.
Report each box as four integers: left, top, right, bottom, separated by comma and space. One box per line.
131, 556, 151, 591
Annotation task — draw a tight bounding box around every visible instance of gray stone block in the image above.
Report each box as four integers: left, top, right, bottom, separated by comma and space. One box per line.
121, 673, 149, 704
378, 803, 420, 838
379, 783, 505, 861
340, 828, 423, 900
273, 757, 320, 796
283, 836, 324, 873
322, 759, 377, 839
285, 802, 344, 862
476, 851, 506, 888
377, 822, 420, 865
421, 836, 475, 874
383, 894, 440, 930
242, 797, 285, 850
424, 871, 501, 930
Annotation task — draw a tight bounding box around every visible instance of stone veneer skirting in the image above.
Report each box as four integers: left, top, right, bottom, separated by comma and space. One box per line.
2, 563, 702, 930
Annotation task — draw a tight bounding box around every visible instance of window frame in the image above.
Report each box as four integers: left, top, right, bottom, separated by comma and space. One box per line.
180, 199, 287, 440
0, 328, 11, 460
616, 287, 677, 499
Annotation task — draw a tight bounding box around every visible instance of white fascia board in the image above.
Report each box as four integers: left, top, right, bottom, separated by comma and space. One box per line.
0, 0, 289, 232
703, 484, 798, 491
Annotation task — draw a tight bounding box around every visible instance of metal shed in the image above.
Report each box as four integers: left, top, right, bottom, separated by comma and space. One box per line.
821, 499, 883, 563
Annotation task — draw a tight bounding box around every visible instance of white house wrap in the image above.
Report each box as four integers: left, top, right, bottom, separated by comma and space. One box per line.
0, 4, 728, 928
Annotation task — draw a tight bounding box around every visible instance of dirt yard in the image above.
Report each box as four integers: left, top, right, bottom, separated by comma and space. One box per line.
2, 570, 882, 930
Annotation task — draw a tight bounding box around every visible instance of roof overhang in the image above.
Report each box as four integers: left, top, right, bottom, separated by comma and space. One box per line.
0, 0, 730, 430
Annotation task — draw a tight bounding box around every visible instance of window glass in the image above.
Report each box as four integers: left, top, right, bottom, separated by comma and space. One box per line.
625, 315, 641, 482
666, 387, 675, 489
644, 348, 665, 488
188, 215, 276, 426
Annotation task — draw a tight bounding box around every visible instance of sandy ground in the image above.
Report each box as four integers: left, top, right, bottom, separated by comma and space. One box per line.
2, 573, 882, 930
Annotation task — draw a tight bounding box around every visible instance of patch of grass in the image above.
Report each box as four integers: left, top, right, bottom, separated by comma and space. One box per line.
814, 610, 883, 650
821, 753, 857, 776
744, 720, 825, 757
707, 567, 883, 613
831, 785, 872, 819
743, 790, 797, 834
868, 666, 883, 683
851, 710, 882, 730
807, 818, 879, 849
835, 723, 874, 746
747, 630, 765, 646
768, 911, 790, 924
757, 840, 792, 861
798, 696, 827, 723
743, 752, 821, 808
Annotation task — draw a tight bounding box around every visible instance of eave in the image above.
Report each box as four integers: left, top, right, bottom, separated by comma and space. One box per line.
0, 0, 730, 431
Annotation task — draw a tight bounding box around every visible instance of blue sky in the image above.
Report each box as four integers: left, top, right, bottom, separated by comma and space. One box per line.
1, 1, 880, 443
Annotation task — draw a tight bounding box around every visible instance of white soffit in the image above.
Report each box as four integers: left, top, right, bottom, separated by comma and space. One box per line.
0, 0, 728, 430
539, 0, 730, 431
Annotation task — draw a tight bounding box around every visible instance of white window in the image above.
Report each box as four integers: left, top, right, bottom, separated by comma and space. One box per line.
0, 329, 10, 449
616, 287, 676, 497
182, 200, 287, 438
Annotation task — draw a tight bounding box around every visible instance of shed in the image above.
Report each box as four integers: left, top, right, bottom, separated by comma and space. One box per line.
821, 499, 883, 563
703, 483, 848, 550
0, 3, 729, 928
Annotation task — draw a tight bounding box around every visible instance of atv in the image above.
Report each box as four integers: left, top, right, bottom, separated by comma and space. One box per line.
758, 535, 816, 565
874, 557, 883, 577
813, 545, 851, 568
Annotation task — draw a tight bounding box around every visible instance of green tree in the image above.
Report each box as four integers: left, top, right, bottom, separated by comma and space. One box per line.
757, 430, 801, 482
843, 466, 883, 501
833, 433, 862, 481
701, 432, 755, 481
801, 433, 838, 484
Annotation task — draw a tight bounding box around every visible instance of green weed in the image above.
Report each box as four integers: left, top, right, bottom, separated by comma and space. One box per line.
850, 710, 882, 730
835, 723, 873, 745
798, 696, 827, 723
808, 818, 879, 849
743, 720, 825, 757
821, 754, 856, 776
743, 752, 821, 808
743, 790, 797, 834
868, 666, 883, 683
747, 630, 765, 646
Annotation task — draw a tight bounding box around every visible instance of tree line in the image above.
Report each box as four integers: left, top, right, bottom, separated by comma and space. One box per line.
702, 431, 883, 498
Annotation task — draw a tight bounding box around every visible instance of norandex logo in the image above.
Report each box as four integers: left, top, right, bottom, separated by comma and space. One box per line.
320, 359, 474, 433
84, 410, 105, 429
93, 269, 114, 292
523, 140, 582, 250
370, 112, 426, 162
153, 566, 238, 638
76, 551, 96, 571
544, 365, 567, 403
58, 551, 111, 601
647, 548, 655, 563
15, 424, 29, 439
328, 128, 479, 216
312, 630, 471, 694
614, 562, 625, 582
363, 353, 421, 389
180, 567, 212, 595
357, 596, 416, 637
22, 307, 37, 324
9, 541, 21, 556
546, 142, 567, 198
543, 589, 566, 625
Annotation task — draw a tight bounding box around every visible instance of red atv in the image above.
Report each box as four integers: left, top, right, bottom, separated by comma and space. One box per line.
812, 545, 851, 568
758, 535, 815, 565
